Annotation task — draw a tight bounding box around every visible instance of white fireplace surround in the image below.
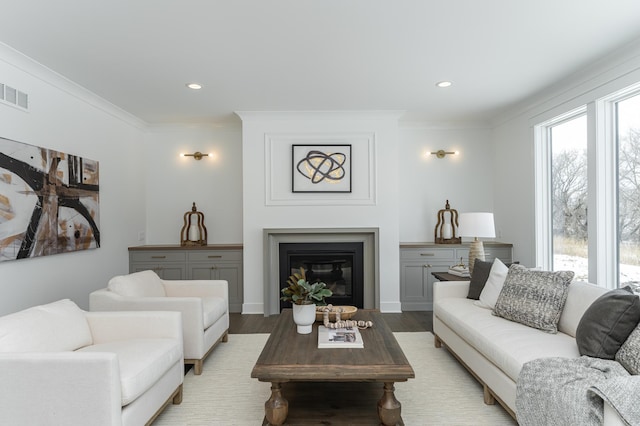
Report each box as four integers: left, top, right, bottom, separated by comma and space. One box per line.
264, 227, 378, 316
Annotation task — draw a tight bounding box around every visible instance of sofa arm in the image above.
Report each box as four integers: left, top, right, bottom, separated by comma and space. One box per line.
163, 279, 228, 302
0, 352, 122, 426
85, 311, 183, 345
433, 280, 470, 302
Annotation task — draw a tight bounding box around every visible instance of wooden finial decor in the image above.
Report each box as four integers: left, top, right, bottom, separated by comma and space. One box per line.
180, 202, 208, 246
435, 200, 461, 244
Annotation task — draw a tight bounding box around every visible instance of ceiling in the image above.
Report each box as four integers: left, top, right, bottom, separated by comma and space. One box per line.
3, 0, 640, 125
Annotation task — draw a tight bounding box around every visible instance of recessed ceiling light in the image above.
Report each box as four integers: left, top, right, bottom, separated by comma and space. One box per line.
436, 81, 452, 88
186, 83, 202, 90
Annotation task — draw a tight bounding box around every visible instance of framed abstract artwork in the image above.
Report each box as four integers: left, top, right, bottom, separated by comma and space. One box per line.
0, 137, 100, 262
292, 144, 351, 193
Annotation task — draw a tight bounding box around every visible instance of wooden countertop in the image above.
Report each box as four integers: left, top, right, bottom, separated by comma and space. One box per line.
399, 241, 512, 249
128, 244, 243, 251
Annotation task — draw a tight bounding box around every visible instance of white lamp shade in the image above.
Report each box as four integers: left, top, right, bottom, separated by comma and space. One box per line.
458, 212, 496, 238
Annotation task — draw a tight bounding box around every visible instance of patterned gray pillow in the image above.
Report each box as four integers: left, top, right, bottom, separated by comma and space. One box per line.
493, 264, 574, 333
616, 323, 640, 374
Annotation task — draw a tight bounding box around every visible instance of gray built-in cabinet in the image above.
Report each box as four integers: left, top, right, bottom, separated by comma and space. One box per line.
400, 242, 513, 311
129, 245, 243, 313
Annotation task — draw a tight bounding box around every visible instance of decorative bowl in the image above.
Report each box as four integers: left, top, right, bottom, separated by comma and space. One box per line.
315, 305, 358, 322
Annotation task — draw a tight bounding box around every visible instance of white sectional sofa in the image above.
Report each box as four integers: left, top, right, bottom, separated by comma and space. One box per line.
433, 279, 626, 425
0, 299, 184, 426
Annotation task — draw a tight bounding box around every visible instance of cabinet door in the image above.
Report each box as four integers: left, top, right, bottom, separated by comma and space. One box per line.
216, 264, 243, 313
400, 261, 449, 311
190, 264, 217, 280
400, 262, 429, 309
130, 262, 186, 280
189, 262, 243, 313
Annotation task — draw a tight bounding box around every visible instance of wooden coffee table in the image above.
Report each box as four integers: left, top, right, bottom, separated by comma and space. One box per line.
251, 310, 415, 425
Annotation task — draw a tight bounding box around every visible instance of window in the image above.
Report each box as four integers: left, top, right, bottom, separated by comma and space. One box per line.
535, 82, 640, 290
617, 93, 640, 291
550, 115, 588, 281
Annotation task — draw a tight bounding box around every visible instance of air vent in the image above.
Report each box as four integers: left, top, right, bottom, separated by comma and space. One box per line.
0, 83, 29, 111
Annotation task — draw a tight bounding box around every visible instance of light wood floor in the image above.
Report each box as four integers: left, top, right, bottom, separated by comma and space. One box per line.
229, 311, 433, 334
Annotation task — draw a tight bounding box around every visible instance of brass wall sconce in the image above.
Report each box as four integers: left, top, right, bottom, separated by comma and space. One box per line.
430, 150, 459, 159
180, 202, 208, 246
181, 152, 209, 160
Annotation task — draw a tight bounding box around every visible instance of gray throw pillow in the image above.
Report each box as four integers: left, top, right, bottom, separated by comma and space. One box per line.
576, 286, 640, 359
493, 264, 574, 333
467, 259, 493, 300
616, 322, 640, 374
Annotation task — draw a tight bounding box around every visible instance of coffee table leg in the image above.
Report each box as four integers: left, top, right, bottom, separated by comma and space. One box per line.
377, 382, 401, 426
265, 381, 288, 425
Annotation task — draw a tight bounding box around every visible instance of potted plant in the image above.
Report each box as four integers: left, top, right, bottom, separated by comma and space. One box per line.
281, 267, 332, 334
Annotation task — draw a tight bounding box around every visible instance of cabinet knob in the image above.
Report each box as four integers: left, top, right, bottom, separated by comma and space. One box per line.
423, 264, 432, 268
420, 253, 435, 256
151, 255, 166, 259
208, 255, 222, 259
210, 266, 217, 270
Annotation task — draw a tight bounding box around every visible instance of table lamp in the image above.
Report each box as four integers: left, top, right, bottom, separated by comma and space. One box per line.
458, 212, 496, 275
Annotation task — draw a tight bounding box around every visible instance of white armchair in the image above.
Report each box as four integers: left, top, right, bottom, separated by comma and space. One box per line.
0, 299, 184, 426
90, 270, 229, 375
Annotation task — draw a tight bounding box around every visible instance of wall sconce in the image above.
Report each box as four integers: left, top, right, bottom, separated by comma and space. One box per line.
181, 152, 210, 160
430, 150, 459, 159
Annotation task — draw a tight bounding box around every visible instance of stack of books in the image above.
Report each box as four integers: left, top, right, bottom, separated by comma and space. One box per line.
448, 265, 470, 278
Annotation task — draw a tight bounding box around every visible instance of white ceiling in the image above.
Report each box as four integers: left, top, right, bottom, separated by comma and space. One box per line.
3, 0, 640, 125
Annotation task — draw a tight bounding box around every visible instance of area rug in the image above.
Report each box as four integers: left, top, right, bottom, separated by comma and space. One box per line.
153, 332, 516, 425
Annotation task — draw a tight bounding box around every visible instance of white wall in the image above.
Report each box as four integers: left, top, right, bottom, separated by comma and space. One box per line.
238, 111, 402, 314
144, 124, 243, 244
0, 44, 147, 315
492, 38, 640, 268
398, 124, 495, 242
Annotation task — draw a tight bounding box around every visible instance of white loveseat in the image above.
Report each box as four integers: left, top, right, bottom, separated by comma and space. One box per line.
90, 270, 229, 375
433, 279, 626, 426
0, 299, 184, 426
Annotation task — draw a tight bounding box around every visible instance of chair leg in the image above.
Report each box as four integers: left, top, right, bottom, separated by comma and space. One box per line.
173, 384, 183, 404
194, 360, 203, 375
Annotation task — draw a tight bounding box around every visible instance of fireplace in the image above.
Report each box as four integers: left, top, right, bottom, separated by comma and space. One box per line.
279, 242, 364, 311
263, 228, 378, 316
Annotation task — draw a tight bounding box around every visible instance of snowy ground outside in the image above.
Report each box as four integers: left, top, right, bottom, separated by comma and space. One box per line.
555, 254, 640, 292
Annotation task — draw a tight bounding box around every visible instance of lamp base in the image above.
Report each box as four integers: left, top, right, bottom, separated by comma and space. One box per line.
468, 240, 486, 276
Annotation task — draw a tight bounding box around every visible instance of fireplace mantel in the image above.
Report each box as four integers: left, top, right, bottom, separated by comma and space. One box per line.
263, 228, 378, 316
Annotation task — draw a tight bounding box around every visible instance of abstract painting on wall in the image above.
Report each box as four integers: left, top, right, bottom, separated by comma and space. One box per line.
292, 144, 352, 193
0, 137, 100, 262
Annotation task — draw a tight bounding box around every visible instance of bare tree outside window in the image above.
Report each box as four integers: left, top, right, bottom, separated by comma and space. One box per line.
551, 115, 588, 281
617, 95, 640, 291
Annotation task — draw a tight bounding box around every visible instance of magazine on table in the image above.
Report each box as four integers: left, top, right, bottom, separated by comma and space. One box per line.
317, 325, 364, 349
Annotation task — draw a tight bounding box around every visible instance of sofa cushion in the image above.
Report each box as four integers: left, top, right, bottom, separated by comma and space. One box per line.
558, 281, 609, 337
576, 286, 640, 359
476, 258, 509, 309
0, 299, 93, 352
202, 297, 227, 329
78, 337, 182, 405
108, 270, 166, 297
616, 322, 640, 375
467, 259, 493, 300
435, 297, 580, 381
493, 265, 574, 333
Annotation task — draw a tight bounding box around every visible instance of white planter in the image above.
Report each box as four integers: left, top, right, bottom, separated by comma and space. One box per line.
292, 303, 316, 334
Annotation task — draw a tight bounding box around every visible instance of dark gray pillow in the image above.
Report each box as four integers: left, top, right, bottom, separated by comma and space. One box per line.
576, 286, 640, 359
493, 265, 574, 333
467, 259, 493, 300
